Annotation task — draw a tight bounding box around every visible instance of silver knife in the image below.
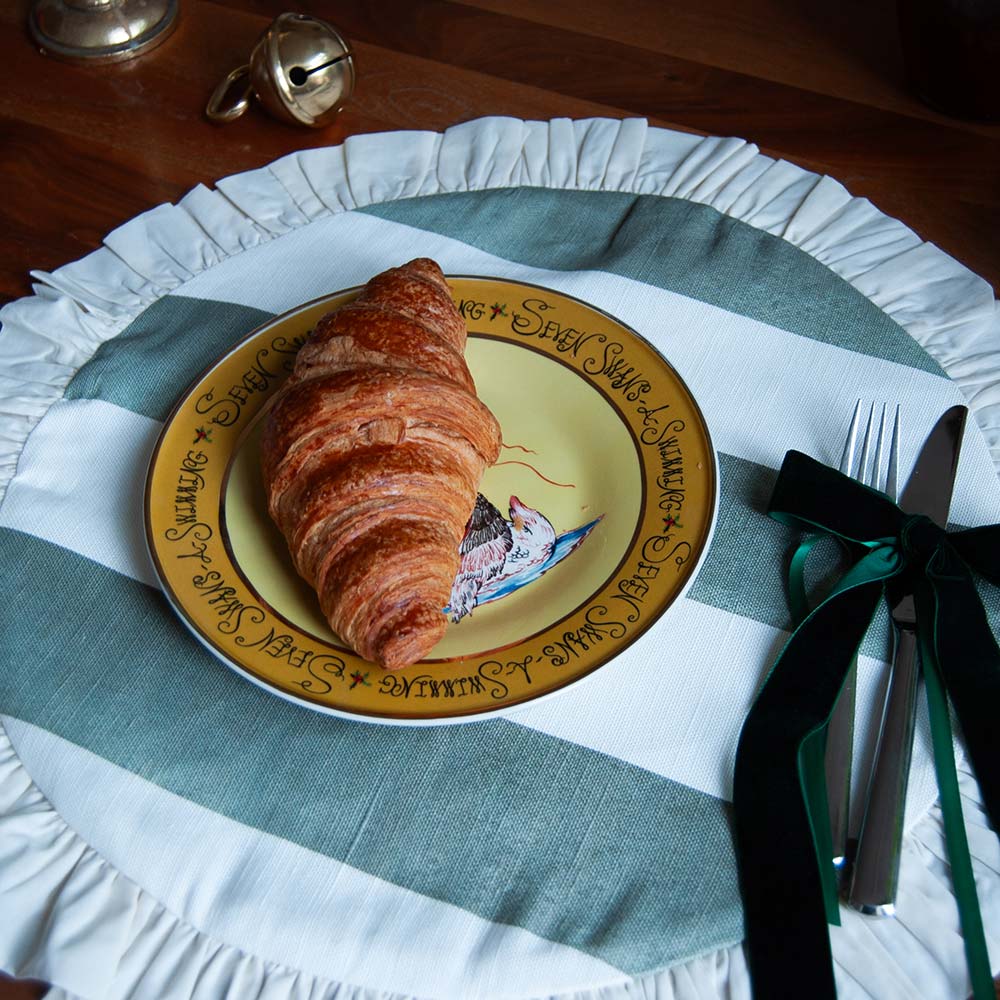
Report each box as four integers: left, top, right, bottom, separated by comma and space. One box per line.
847, 404, 968, 915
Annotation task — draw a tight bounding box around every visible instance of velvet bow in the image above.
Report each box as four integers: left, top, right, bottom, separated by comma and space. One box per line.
733, 450, 1000, 999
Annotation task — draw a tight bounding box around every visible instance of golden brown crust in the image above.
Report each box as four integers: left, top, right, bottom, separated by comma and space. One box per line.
261, 258, 501, 669
292, 304, 476, 393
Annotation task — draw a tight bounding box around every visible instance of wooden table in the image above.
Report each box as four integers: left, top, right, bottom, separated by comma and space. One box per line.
1, 1, 998, 997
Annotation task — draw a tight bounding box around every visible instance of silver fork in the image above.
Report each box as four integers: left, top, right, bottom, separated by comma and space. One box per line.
825, 401, 900, 872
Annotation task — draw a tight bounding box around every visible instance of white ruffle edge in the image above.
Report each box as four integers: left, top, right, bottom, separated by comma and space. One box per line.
2, 726, 997, 1000
0, 116, 998, 998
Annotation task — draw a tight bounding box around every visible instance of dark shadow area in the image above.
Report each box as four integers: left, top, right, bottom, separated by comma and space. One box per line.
771, 0, 1000, 121
768, 0, 905, 90
0, 974, 48, 1000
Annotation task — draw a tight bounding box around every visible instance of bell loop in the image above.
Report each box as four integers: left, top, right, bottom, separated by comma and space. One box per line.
206, 64, 253, 123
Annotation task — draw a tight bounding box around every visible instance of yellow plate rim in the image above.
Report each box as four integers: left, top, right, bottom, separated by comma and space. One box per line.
144, 276, 720, 726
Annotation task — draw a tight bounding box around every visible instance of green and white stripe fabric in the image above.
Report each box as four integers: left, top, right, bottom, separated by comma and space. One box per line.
1, 117, 998, 1000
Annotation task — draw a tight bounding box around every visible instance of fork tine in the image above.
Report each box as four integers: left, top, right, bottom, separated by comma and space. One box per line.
856, 403, 876, 484
868, 404, 888, 490
840, 399, 862, 476
885, 405, 900, 502
829, 399, 867, 874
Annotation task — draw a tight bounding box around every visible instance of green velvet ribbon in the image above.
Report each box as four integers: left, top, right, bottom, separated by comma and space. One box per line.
733, 450, 1000, 1000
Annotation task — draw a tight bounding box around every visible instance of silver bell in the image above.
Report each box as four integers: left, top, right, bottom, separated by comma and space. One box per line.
207, 12, 356, 128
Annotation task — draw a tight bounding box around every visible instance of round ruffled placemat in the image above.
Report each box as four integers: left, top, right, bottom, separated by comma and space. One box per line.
1, 117, 998, 1000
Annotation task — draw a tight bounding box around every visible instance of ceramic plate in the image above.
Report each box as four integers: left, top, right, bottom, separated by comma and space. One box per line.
145, 277, 717, 723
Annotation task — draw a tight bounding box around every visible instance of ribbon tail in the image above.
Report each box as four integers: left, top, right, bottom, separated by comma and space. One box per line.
921, 549, 1000, 999
931, 551, 1000, 833
788, 530, 847, 903
734, 576, 886, 999
787, 532, 858, 892
917, 582, 994, 1000
798, 728, 840, 926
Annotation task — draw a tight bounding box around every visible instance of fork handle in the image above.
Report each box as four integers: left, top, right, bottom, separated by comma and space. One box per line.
824, 658, 856, 869
848, 626, 920, 915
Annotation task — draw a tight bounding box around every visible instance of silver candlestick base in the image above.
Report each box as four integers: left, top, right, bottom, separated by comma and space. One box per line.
30, 0, 179, 64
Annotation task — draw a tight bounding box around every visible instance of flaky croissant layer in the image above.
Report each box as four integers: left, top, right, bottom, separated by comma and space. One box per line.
261, 258, 501, 670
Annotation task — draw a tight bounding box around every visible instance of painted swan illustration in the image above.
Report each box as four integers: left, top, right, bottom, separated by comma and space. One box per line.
448, 494, 602, 622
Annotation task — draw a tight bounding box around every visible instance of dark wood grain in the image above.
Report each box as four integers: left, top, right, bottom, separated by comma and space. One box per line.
0, 1, 999, 995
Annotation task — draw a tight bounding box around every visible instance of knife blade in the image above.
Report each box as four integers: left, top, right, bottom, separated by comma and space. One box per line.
847, 404, 968, 915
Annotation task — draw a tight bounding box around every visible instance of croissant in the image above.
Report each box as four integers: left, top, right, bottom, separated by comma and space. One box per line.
260, 258, 502, 670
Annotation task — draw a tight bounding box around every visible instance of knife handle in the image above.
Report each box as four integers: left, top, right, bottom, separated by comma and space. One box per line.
824, 658, 856, 871
848, 626, 920, 915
